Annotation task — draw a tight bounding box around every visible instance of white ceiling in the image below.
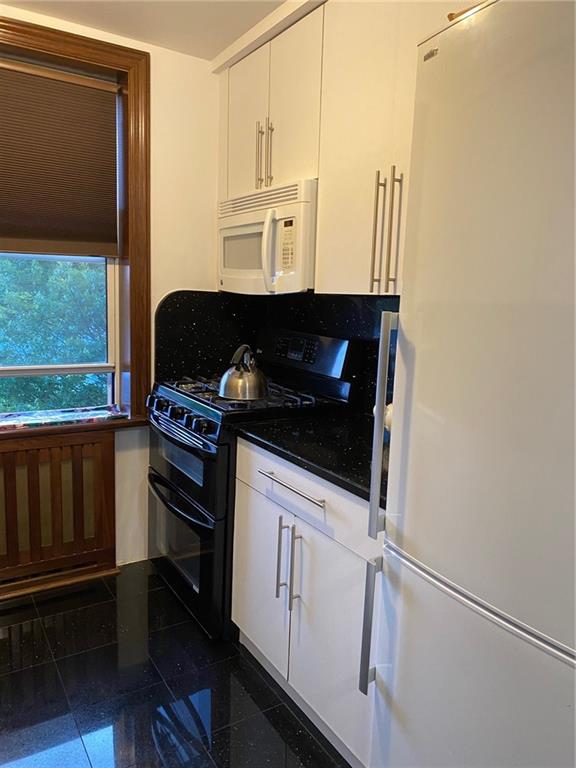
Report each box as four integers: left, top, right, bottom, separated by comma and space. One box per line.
3, 0, 284, 59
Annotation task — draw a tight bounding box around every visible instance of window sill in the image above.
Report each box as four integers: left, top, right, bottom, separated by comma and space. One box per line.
0, 414, 149, 442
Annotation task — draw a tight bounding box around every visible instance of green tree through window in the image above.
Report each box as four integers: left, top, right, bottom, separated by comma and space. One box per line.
0, 254, 110, 413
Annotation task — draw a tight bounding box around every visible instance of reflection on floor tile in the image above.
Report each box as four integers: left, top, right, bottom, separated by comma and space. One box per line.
240, 650, 348, 767
75, 682, 213, 768
104, 560, 166, 597
167, 656, 281, 735
0, 712, 91, 768
0, 662, 68, 732
149, 621, 239, 679
208, 705, 337, 768
42, 601, 120, 659
117, 587, 191, 634
34, 580, 113, 618
0, 595, 37, 629
57, 643, 162, 709
0, 619, 52, 675
0, 562, 349, 768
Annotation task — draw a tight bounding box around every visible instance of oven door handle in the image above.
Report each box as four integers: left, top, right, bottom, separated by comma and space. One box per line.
149, 411, 217, 456
148, 470, 216, 530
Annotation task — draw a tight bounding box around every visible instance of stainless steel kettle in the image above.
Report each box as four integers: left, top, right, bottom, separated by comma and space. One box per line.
219, 344, 269, 400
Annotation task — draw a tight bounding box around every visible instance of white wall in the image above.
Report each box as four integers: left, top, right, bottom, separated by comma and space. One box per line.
0, 4, 219, 563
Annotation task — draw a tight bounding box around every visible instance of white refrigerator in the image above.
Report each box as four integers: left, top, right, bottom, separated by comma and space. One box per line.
364, 2, 575, 766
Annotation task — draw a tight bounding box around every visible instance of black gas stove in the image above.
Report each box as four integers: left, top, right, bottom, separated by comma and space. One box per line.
146, 376, 337, 448
147, 329, 358, 639
147, 328, 355, 447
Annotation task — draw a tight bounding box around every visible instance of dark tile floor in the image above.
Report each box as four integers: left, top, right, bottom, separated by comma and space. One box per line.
0, 560, 351, 768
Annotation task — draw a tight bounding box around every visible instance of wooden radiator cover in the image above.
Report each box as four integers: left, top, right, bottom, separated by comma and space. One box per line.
0, 430, 116, 597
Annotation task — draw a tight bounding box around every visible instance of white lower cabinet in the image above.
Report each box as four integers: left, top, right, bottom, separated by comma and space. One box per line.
232, 479, 292, 678
288, 516, 373, 766
232, 471, 375, 767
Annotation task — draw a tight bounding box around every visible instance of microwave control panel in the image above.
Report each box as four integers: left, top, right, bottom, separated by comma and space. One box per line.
278, 218, 296, 271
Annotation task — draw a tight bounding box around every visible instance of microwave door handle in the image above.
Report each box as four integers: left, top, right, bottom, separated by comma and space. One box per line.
261, 208, 276, 293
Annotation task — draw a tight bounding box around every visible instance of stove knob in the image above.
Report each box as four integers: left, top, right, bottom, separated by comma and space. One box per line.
192, 418, 212, 435
182, 413, 196, 429
168, 405, 186, 420
155, 397, 170, 412
145, 394, 156, 410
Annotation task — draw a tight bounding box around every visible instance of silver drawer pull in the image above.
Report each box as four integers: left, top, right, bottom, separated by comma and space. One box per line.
275, 514, 290, 598
258, 469, 326, 509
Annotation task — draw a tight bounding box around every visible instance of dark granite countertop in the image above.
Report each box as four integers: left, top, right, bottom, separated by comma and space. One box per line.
234, 412, 388, 507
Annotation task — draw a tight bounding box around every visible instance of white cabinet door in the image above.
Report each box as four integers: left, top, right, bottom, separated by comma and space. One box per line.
228, 44, 270, 198
268, 6, 323, 187
315, 2, 452, 296
383, 2, 453, 294
371, 551, 575, 768
315, 1, 397, 295
288, 517, 373, 767
232, 479, 292, 677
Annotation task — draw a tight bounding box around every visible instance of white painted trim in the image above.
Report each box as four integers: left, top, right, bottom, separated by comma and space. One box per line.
211, 0, 326, 73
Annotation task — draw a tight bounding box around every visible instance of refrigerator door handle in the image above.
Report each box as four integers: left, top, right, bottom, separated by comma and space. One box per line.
368, 311, 397, 539
359, 555, 384, 695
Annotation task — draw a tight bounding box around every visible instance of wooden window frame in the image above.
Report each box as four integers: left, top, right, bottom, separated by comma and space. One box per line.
0, 17, 151, 432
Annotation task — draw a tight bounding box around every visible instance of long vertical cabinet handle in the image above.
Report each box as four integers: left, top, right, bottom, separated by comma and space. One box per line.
275, 515, 290, 598
382, 164, 403, 293
359, 556, 383, 695
255, 121, 265, 189
265, 117, 274, 187
370, 170, 388, 293
368, 311, 398, 539
288, 524, 301, 612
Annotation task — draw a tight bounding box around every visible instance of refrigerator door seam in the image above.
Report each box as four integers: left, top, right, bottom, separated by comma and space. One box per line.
385, 542, 575, 666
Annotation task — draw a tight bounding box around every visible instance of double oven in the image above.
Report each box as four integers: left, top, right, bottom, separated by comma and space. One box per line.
148, 411, 234, 638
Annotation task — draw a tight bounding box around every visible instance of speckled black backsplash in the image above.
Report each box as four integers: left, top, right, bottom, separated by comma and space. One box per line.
155, 290, 399, 413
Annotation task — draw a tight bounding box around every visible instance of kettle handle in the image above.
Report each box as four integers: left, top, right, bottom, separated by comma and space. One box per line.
230, 344, 252, 369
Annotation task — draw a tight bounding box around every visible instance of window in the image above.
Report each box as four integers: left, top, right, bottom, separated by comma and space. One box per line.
0, 54, 125, 417
0, 20, 150, 424
0, 253, 119, 413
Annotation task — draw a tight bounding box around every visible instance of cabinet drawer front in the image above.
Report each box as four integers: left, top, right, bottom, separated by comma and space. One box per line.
236, 439, 382, 560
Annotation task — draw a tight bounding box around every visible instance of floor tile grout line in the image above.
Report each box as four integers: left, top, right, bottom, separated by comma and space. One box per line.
101, 574, 117, 599
37, 614, 197, 665
36, 608, 97, 768
145, 655, 221, 768
36, 596, 117, 623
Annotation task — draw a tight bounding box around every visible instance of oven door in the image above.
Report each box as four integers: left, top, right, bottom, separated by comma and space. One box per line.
148, 469, 225, 636
148, 414, 228, 521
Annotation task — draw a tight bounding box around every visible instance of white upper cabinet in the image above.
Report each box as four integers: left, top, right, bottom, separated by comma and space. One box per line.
225, 7, 324, 200
228, 44, 270, 199
268, 7, 323, 188
315, 1, 397, 296
315, 2, 452, 295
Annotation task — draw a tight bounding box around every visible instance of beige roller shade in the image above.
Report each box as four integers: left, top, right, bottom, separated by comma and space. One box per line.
0, 61, 119, 257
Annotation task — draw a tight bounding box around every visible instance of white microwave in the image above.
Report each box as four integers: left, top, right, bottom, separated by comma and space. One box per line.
217, 179, 317, 295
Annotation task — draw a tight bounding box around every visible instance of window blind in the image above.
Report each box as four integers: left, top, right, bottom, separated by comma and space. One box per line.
0, 61, 119, 257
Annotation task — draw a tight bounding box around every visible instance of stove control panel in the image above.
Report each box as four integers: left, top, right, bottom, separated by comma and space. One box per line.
260, 329, 349, 379
274, 336, 318, 364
